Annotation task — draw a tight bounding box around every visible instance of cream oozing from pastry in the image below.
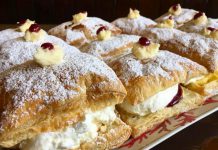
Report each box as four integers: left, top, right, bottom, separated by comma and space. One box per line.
19, 19, 35, 32
19, 106, 117, 150
34, 44, 64, 67
168, 4, 182, 16
72, 12, 88, 24
156, 18, 174, 28
24, 29, 47, 42
97, 30, 112, 41
120, 84, 179, 116
128, 8, 140, 19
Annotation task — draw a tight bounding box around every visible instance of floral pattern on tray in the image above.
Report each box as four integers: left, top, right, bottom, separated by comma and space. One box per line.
117, 96, 218, 150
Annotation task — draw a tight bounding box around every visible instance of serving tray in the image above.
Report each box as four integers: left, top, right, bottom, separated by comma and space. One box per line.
117, 96, 218, 150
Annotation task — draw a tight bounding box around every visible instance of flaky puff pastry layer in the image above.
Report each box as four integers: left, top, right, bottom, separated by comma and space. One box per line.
155, 8, 197, 28
109, 51, 207, 105
117, 87, 205, 137
186, 72, 218, 97
80, 34, 139, 61
0, 52, 126, 148
78, 118, 131, 150
48, 18, 121, 48
142, 27, 218, 72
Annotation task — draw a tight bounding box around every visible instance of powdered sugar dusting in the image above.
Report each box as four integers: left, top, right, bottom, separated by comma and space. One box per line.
0, 34, 79, 73
0, 29, 24, 45
48, 21, 87, 44
142, 27, 184, 42
0, 52, 119, 130
74, 17, 118, 37
81, 34, 139, 59
112, 16, 156, 34
65, 29, 87, 43
179, 18, 218, 34
169, 32, 218, 71
143, 27, 218, 71
49, 17, 119, 43
48, 21, 72, 39
155, 8, 197, 27
110, 50, 205, 85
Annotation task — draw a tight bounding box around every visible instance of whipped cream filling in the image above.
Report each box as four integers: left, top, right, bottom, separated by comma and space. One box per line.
19, 106, 117, 150
120, 84, 179, 116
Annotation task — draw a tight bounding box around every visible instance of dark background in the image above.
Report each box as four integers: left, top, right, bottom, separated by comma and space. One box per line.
0, 0, 218, 24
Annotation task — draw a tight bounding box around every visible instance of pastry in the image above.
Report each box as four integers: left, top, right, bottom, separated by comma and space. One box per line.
0, 40, 131, 149
143, 27, 218, 96
81, 31, 139, 62
155, 4, 197, 28
48, 12, 121, 48
112, 8, 156, 35
179, 13, 218, 40
0, 23, 79, 74
0, 19, 35, 45
109, 37, 207, 136
143, 27, 218, 71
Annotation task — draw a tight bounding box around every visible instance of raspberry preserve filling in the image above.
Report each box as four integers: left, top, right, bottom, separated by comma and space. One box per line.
41, 43, 54, 50
167, 84, 183, 107
138, 37, 150, 46
194, 12, 203, 20
96, 26, 107, 35
17, 19, 27, 25
29, 24, 41, 33
207, 27, 216, 32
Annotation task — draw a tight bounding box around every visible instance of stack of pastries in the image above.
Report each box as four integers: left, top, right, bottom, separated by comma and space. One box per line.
0, 4, 217, 150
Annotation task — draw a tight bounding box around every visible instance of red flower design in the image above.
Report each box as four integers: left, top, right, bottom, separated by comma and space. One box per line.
119, 131, 150, 148
174, 112, 195, 127
120, 119, 171, 148
203, 98, 218, 105
149, 119, 171, 135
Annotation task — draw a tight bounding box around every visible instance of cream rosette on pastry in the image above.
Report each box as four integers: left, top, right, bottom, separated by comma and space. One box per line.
168, 4, 182, 16
112, 8, 156, 35
132, 37, 160, 59
48, 12, 121, 48
34, 42, 64, 67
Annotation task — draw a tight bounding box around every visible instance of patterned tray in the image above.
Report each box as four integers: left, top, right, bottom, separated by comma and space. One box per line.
117, 96, 218, 150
